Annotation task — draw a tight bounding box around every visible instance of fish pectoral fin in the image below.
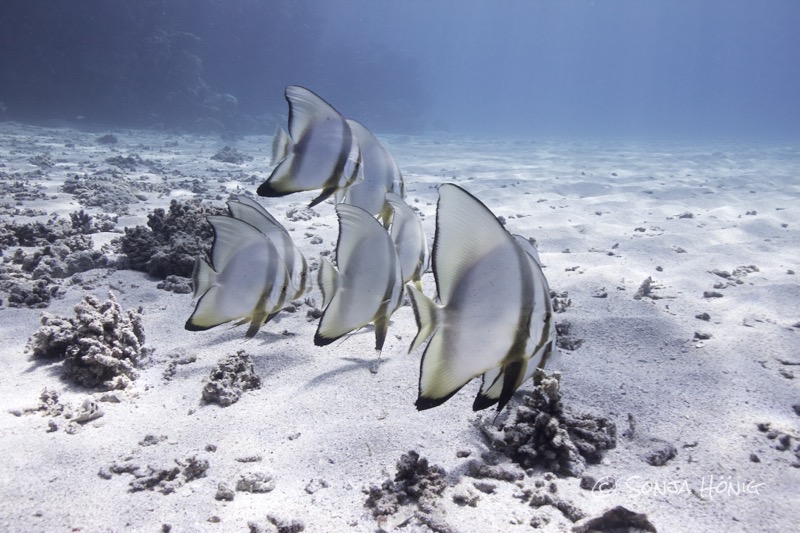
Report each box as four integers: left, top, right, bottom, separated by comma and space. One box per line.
308, 186, 339, 208
406, 284, 439, 353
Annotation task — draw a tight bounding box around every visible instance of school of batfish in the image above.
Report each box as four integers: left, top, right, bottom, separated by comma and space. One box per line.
185, 85, 557, 412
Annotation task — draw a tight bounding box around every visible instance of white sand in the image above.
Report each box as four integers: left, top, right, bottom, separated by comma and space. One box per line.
0, 122, 798, 532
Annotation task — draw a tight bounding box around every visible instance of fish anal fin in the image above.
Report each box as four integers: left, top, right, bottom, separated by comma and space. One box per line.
185, 287, 231, 331
184, 319, 212, 332
313, 330, 338, 347
415, 389, 463, 411
257, 155, 299, 197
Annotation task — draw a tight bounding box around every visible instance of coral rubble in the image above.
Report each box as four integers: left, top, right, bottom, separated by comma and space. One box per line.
365, 450, 448, 517
27, 292, 148, 389
202, 350, 261, 406
483, 372, 616, 477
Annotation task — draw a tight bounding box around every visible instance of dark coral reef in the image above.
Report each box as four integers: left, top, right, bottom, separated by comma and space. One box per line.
117, 199, 225, 279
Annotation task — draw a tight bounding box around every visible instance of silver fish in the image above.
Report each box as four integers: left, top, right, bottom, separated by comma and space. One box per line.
338, 119, 404, 227
226, 195, 309, 300
186, 215, 290, 338
472, 235, 557, 411
385, 192, 429, 289
406, 183, 542, 411
315, 203, 403, 351
257, 86, 362, 207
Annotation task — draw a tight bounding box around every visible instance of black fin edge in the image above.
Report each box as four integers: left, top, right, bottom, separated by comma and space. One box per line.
184, 320, 214, 332
257, 180, 294, 198
415, 386, 464, 411
313, 332, 339, 347
472, 393, 499, 412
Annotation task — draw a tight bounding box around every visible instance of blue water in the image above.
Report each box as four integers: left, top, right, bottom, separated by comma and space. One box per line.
1, 0, 798, 141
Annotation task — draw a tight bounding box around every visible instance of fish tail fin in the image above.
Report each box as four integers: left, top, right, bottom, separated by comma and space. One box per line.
270, 125, 292, 165
406, 283, 439, 353
318, 257, 339, 309
191, 256, 216, 298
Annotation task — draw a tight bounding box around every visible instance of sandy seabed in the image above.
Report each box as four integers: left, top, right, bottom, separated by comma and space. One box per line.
0, 122, 798, 532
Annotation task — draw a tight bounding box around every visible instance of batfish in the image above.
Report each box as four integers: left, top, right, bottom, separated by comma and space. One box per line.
186, 215, 290, 338
338, 119, 404, 227
315, 204, 403, 351
257, 85, 362, 207
226, 195, 309, 300
472, 235, 558, 411
406, 183, 544, 411
385, 192, 429, 289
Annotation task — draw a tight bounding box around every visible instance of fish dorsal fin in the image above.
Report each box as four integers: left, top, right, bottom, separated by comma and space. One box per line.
333, 203, 378, 274
385, 191, 407, 216
345, 118, 368, 142
227, 199, 287, 236
513, 234, 542, 266
206, 215, 269, 271
434, 184, 511, 305
285, 85, 342, 141
271, 125, 292, 165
